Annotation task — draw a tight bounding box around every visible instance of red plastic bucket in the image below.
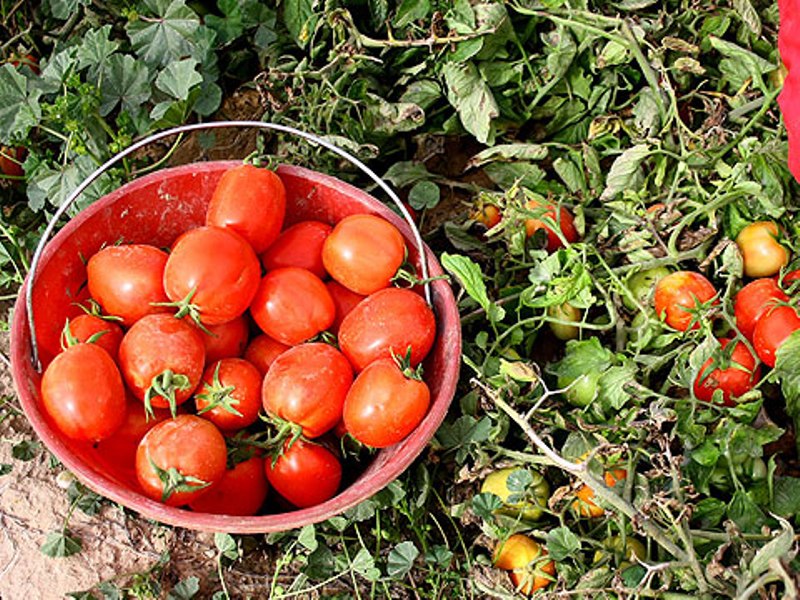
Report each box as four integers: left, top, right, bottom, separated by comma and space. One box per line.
10, 131, 461, 533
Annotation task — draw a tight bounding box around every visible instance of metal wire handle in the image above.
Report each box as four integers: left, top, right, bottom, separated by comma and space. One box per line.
25, 121, 431, 369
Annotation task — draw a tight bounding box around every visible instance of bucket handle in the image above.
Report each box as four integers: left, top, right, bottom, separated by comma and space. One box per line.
25, 121, 431, 370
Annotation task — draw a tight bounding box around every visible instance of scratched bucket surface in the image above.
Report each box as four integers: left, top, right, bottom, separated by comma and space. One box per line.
10, 161, 461, 533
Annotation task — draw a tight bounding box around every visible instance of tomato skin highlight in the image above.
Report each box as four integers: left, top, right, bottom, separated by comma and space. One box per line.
343, 358, 430, 448
753, 304, 800, 367
250, 267, 335, 346
262, 343, 353, 438
261, 220, 331, 279
338, 287, 436, 372
524, 200, 579, 252
189, 455, 269, 516
65, 314, 124, 362
164, 226, 261, 326
734, 278, 788, 340
265, 439, 342, 508
322, 214, 406, 295
118, 313, 206, 410
41, 343, 127, 442
653, 271, 717, 331
243, 334, 289, 376
195, 358, 263, 431
693, 338, 761, 406
206, 164, 286, 254
736, 221, 790, 278
200, 315, 249, 364
135, 414, 228, 506
87, 244, 170, 327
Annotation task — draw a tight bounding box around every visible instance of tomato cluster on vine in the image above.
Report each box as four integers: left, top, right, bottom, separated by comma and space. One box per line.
38, 163, 438, 515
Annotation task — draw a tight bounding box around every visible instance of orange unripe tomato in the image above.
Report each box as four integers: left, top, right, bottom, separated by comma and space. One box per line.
493, 534, 556, 595
573, 468, 627, 518
736, 221, 790, 278
524, 199, 579, 252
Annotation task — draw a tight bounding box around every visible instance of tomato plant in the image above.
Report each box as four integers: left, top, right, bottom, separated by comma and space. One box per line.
118, 313, 206, 416
480, 467, 550, 521
195, 358, 262, 431
752, 304, 800, 367
262, 343, 353, 438
265, 439, 342, 508
573, 469, 627, 518
189, 455, 269, 516
735, 221, 790, 278
86, 244, 170, 327
342, 357, 430, 448
321, 213, 406, 295
261, 220, 332, 279
694, 338, 761, 405
338, 287, 436, 371
249, 267, 335, 346
206, 164, 287, 254
624, 266, 671, 310
653, 271, 717, 331
163, 226, 261, 326
734, 278, 789, 340
41, 343, 127, 442
135, 415, 228, 507
524, 199, 579, 252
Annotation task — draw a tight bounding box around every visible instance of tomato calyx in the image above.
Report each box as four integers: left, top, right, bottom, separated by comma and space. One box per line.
392, 347, 424, 381
253, 415, 305, 464
151, 287, 213, 334
195, 362, 243, 418
145, 369, 192, 419
147, 450, 212, 503
60, 318, 110, 350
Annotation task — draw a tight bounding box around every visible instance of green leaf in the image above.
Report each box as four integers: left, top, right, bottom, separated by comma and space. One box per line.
48, 0, 89, 19
41, 530, 82, 558
553, 156, 584, 194
773, 330, 800, 417
546, 527, 581, 561
297, 524, 318, 552
283, 0, 319, 48
167, 577, 199, 600
441, 253, 505, 322
393, 0, 430, 28
597, 363, 636, 410
424, 545, 454, 568
12, 439, 40, 461
399, 80, 442, 111
466, 144, 548, 169
304, 544, 335, 580
155, 58, 202, 101
484, 162, 545, 190
691, 497, 726, 528
733, 0, 761, 35
77, 25, 120, 80
350, 548, 381, 581
728, 489, 767, 533
387, 541, 419, 578
408, 181, 440, 210
96, 582, 122, 600
383, 161, 434, 188
749, 517, 793, 577
0, 65, 42, 143
0, 464, 11, 475
600, 144, 650, 201
471, 491, 504, 520
127, 0, 202, 68
442, 62, 498, 144
365, 96, 425, 134
100, 55, 152, 117
550, 338, 614, 388
773, 477, 800, 518
214, 532, 239, 561
205, 0, 244, 45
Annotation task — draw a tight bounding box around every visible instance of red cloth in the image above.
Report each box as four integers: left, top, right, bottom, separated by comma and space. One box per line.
778, 0, 800, 180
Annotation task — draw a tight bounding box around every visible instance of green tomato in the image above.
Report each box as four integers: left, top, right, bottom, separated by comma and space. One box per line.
563, 370, 601, 407
548, 302, 581, 341
593, 535, 647, 568
624, 266, 672, 311
481, 467, 550, 521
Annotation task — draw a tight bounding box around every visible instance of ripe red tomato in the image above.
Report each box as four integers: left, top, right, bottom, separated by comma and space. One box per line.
195, 358, 262, 431
87, 244, 170, 327
164, 226, 261, 326
736, 221, 790, 278
261, 220, 332, 279
338, 288, 436, 371
262, 343, 353, 438
41, 343, 127, 442
189, 455, 269, 516
753, 304, 800, 367
321, 214, 406, 295
326, 280, 365, 334
343, 358, 430, 448
64, 314, 124, 361
135, 415, 227, 506
243, 334, 289, 375
524, 199, 579, 252
734, 278, 788, 340
265, 439, 342, 508
653, 271, 717, 331
693, 338, 761, 405
206, 164, 286, 254
0, 146, 25, 178
200, 315, 249, 364
249, 267, 335, 345
118, 313, 206, 415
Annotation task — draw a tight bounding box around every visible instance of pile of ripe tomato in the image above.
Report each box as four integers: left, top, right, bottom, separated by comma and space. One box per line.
38, 164, 438, 515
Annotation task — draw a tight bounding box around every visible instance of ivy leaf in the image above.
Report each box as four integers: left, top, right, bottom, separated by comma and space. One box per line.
77, 25, 120, 81
214, 532, 239, 561
283, 0, 319, 48
127, 0, 201, 68
297, 524, 318, 552
546, 526, 581, 561
0, 65, 42, 143
40, 530, 82, 557
205, 0, 245, 45
100, 55, 152, 117
387, 541, 419, 578
441, 253, 505, 322
408, 181, 440, 210
442, 62, 498, 144
600, 144, 650, 201
48, 0, 89, 20
350, 547, 381, 581
304, 544, 335, 580
155, 58, 202, 101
